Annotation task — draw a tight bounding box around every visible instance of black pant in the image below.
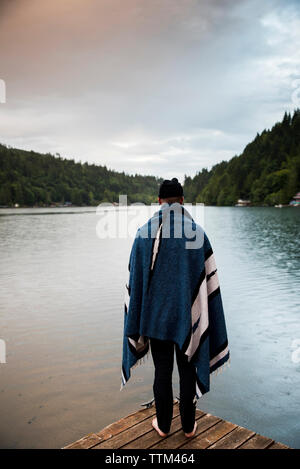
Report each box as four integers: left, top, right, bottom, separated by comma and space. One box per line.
150, 338, 197, 434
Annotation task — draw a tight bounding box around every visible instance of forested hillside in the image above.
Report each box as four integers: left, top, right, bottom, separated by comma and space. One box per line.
184, 110, 300, 206
0, 145, 162, 206
1, 110, 299, 207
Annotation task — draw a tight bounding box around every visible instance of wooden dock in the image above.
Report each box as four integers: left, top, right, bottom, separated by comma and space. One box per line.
63, 401, 291, 450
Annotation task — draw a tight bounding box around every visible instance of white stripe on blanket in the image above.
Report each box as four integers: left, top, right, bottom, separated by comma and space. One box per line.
205, 253, 220, 296
210, 344, 229, 367
124, 283, 130, 310
151, 223, 163, 270
185, 253, 221, 361
128, 336, 149, 353
205, 252, 217, 275
207, 272, 219, 296
196, 382, 202, 398
185, 277, 208, 360
121, 369, 126, 386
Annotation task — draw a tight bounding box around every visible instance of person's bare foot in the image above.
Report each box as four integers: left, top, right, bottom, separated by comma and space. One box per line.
184, 422, 197, 438
152, 418, 168, 437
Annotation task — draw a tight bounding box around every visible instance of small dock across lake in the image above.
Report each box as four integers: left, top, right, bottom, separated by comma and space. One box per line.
63, 401, 291, 450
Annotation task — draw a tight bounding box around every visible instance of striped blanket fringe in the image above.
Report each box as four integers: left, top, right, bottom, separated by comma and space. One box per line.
211, 355, 231, 378
120, 346, 150, 391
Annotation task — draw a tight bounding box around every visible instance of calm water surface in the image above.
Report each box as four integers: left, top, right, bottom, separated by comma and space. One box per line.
0, 206, 299, 448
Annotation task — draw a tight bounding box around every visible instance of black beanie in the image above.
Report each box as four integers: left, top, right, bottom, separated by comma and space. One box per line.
158, 178, 184, 198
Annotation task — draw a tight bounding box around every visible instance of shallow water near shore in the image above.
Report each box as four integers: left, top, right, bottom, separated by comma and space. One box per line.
0, 205, 299, 448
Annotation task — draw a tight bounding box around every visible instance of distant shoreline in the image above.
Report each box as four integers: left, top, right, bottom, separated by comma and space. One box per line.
0, 203, 299, 209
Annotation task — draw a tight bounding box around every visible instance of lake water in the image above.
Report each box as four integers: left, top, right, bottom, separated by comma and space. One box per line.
0, 205, 299, 449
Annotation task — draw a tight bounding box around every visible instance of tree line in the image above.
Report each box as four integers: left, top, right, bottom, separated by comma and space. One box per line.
1, 110, 299, 207
183, 110, 300, 206
0, 145, 162, 206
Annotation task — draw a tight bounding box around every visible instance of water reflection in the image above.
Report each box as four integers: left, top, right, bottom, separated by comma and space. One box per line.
0, 206, 299, 448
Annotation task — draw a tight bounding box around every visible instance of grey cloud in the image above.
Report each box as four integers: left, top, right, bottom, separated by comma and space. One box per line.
0, 0, 299, 178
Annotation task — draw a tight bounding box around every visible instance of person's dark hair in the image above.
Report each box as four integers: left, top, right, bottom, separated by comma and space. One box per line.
158, 178, 183, 199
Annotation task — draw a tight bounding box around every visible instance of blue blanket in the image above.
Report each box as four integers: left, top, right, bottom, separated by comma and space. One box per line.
121, 202, 229, 398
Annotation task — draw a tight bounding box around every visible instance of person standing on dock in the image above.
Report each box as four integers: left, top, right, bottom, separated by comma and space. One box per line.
121, 178, 229, 438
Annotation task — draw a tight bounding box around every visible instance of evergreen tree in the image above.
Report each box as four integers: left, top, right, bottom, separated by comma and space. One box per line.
183, 110, 300, 206
0, 144, 162, 207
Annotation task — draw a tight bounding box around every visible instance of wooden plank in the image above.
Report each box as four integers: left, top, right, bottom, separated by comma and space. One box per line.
268, 441, 290, 449
63, 405, 158, 449
122, 414, 186, 449
95, 406, 157, 439
93, 405, 180, 449
123, 410, 206, 450
207, 425, 255, 449
181, 420, 237, 449
63, 433, 102, 450
238, 434, 274, 449
93, 418, 153, 449
64, 402, 292, 450
151, 413, 221, 450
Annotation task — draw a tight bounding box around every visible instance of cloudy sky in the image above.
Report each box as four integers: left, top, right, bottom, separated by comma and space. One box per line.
0, 0, 299, 180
